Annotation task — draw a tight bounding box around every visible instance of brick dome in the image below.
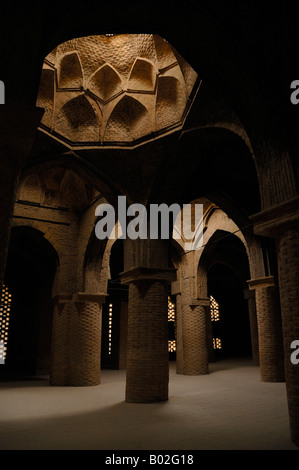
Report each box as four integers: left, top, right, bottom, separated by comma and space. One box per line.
37, 34, 199, 147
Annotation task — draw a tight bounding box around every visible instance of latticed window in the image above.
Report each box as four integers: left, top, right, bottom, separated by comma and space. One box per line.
213, 338, 222, 350
108, 303, 113, 355
0, 284, 12, 364
168, 296, 176, 352
168, 297, 175, 322
210, 295, 222, 350
210, 295, 220, 321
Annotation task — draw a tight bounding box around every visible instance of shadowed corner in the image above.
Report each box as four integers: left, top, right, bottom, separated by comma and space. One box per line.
0, 80, 4, 104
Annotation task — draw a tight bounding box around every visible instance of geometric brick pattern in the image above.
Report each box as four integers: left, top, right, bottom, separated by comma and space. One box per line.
254, 285, 285, 382
50, 298, 102, 386
276, 224, 299, 445
50, 301, 72, 386
70, 300, 102, 386
36, 34, 199, 146
182, 304, 209, 375
125, 279, 169, 402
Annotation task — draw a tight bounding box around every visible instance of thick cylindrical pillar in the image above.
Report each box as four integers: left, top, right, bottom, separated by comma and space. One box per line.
251, 197, 299, 446
244, 289, 259, 366
126, 279, 169, 402
276, 223, 299, 445
70, 293, 104, 386
50, 295, 72, 385
249, 277, 284, 381
50, 293, 105, 386
182, 301, 209, 375
121, 237, 176, 403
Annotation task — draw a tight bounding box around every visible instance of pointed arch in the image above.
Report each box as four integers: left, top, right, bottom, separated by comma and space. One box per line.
153, 34, 177, 69
54, 94, 100, 142
58, 51, 83, 89
4, 225, 59, 375
128, 58, 156, 92
88, 63, 122, 101
104, 95, 150, 142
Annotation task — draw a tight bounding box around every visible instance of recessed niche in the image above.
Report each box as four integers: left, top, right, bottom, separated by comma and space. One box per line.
104, 95, 150, 142
88, 64, 122, 101
128, 58, 156, 91
58, 52, 83, 89
55, 94, 99, 141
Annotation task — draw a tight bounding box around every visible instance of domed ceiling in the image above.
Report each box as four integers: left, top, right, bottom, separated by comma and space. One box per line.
36, 34, 200, 147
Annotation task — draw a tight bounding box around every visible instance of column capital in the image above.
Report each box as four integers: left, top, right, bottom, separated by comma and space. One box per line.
72, 292, 108, 304
190, 297, 210, 307
120, 266, 176, 284
52, 292, 108, 307
247, 275, 276, 290
181, 297, 210, 307
250, 196, 299, 237
52, 294, 73, 305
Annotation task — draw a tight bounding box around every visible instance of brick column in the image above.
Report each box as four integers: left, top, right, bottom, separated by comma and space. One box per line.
244, 288, 259, 366
70, 293, 106, 386
50, 292, 106, 386
125, 277, 169, 402
182, 298, 209, 375
251, 197, 299, 446
248, 276, 284, 381
276, 222, 299, 445
0, 105, 43, 285
121, 238, 176, 403
50, 294, 72, 385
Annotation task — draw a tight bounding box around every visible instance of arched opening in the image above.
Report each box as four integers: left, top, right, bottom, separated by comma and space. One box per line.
203, 230, 252, 361
101, 238, 128, 370
1, 226, 58, 377
88, 64, 122, 101
58, 52, 83, 89
208, 264, 252, 360
128, 58, 156, 91
54, 94, 100, 142
104, 95, 149, 142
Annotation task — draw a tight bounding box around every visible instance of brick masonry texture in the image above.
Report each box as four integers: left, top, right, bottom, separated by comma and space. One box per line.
126, 280, 169, 403
0, 14, 298, 448
182, 304, 209, 375
276, 225, 299, 444
255, 285, 285, 382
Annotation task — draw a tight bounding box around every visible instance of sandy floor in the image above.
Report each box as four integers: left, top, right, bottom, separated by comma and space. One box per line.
0, 358, 298, 451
